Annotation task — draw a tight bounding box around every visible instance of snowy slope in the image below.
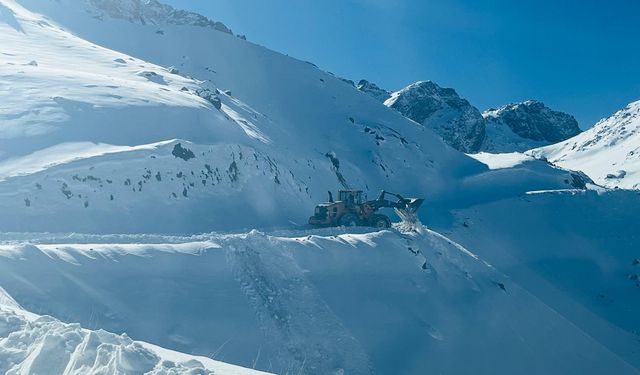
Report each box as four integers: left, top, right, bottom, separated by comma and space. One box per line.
529, 99, 640, 189
0, 0, 496, 233
1, 1, 639, 374
0, 0, 239, 158
0, 288, 271, 374
446, 189, 640, 370
1, 228, 638, 374
482, 100, 581, 153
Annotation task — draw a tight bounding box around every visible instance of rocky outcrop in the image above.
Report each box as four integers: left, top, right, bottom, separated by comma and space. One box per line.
385, 80, 486, 153
356, 79, 390, 103
482, 100, 580, 152
86, 0, 233, 33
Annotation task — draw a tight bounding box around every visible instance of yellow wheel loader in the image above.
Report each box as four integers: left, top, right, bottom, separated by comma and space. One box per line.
308, 189, 424, 229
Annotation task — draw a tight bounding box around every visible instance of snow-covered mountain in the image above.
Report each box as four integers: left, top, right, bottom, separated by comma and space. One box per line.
384, 81, 486, 153
0, 0, 489, 232
358, 79, 581, 154
1, 0, 640, 374
529, 99, 640, 189
482, 100, 582, 152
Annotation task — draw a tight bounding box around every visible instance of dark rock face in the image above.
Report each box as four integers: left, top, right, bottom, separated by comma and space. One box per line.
385, 81, 486, 153
485, 101, 581, 143
172, 143, 195, 161
356, 80, 391, 103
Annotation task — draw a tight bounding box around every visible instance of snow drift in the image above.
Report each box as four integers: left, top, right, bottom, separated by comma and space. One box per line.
1, 228, 637, 374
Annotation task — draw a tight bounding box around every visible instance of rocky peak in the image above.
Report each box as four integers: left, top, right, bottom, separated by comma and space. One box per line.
356, 79, 390, 103
483, 100, 581, 143
384, 80, 486, 153
86, 0, 233, 34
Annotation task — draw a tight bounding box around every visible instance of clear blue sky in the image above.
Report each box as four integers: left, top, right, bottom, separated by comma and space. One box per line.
164, 0, 640, 128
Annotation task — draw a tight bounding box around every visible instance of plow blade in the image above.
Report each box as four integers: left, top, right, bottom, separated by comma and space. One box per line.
399, 198, 424, 213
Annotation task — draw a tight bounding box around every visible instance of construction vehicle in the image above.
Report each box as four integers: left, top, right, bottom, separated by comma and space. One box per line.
308, 189, 424, 229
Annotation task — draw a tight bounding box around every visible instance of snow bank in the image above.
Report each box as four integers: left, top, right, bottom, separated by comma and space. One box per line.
1, 228, 637, 374
0, 288, 270, 374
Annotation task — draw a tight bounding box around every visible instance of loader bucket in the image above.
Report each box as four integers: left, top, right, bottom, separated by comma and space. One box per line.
401, 198, 424, 213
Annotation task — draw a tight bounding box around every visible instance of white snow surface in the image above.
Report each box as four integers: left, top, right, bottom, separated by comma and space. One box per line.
0, 0, 498, 232
530, 100, 640, 189
0, 1, 639, 374
1, 228, 638, 374
468, 151, 535, 170
0, 289, 270, 375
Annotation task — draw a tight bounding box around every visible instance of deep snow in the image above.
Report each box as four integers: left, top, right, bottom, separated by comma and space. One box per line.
0, 287, 271, 374
1, 228, 638, 374
0, 0, 639, 374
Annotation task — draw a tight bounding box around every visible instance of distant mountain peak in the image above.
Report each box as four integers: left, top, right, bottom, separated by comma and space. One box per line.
384, 80, 486, 153
483, 100, 581, 144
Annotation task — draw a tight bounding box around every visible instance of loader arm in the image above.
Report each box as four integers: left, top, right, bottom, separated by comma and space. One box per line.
368, 190, 424, 213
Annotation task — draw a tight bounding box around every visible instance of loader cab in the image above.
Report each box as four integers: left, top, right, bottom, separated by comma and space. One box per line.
338, 189, 363, 207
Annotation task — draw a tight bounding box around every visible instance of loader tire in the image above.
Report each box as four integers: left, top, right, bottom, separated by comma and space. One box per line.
339, 214, 360, 227
372, 214, 391, 229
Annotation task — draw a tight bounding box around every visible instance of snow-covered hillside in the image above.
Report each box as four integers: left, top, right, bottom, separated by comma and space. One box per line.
446, 189, 640, 370
1, 0, 639, 374
0, 0, 489, 232
482, 100, 581, 153
530, 99, 640, 189
0, 0, 589, 232
1, 228, 638, 374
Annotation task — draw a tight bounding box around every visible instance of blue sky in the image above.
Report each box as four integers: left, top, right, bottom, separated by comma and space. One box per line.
164, 0, 640, 128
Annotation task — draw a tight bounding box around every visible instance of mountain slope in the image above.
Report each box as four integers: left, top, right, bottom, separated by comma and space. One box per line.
446, 189, 640, 369
0, 0, 487, 232
357, 79, 581, 154
530, 99, 640, 189
356, 79, 390, 102
384, 80, 486, 153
